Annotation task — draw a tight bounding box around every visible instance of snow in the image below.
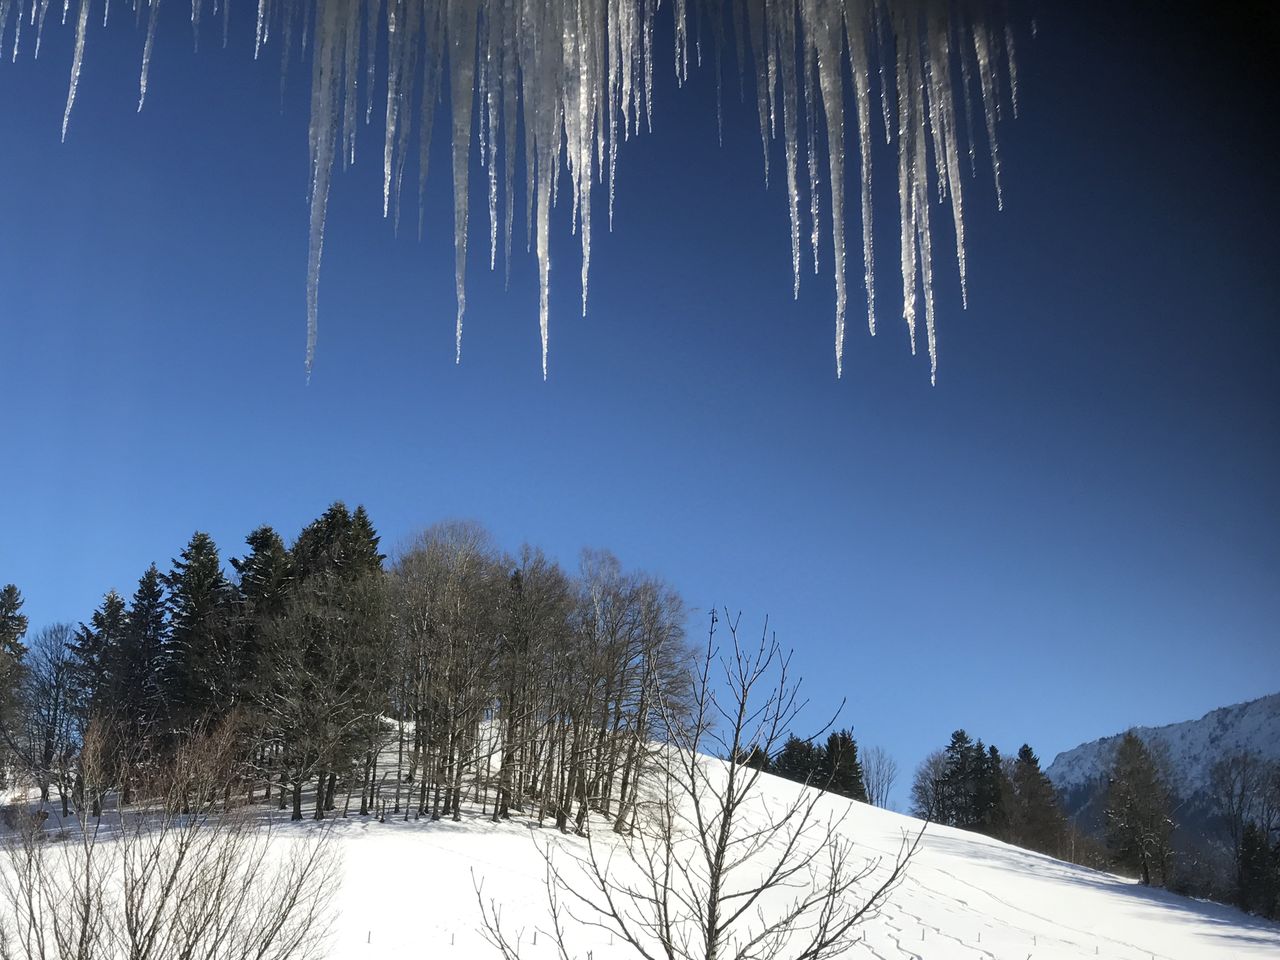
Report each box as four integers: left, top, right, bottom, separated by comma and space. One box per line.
5, 747, 1278, 958
312, 759, 1278, 959
1046, 692, 1280, 805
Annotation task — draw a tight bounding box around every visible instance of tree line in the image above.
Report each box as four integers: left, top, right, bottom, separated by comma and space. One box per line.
0, 505, 691, 837
906, 725, 1280, 920
907, 729, 1076, 861
1, 518, 922, 960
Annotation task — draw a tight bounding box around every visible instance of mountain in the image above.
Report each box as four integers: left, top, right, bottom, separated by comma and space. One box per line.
1045, 692, 1280, 824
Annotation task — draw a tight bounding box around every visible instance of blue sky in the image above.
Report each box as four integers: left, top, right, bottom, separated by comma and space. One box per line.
1, 4, 1276, 801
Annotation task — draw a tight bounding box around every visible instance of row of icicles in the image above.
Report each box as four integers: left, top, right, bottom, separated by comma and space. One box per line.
1, 0, 1019, 380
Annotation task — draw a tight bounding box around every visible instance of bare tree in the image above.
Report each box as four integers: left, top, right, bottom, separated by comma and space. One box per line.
909, 749, 947, 820
862, 746, 898, 810
0, 722, 336, 960
5, 626, 77, 807
1209, 751, 1280, 903
479, 611, 918, 960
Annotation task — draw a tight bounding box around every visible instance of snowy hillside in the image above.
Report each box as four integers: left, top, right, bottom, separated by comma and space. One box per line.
1045, 692, 1280, 807
312, 762, 1280, 960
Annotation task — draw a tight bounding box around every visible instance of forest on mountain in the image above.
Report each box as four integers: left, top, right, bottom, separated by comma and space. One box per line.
905, 725, 1280, 920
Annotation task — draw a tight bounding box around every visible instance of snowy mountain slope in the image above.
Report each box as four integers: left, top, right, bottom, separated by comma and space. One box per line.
311, 763, 1280, 960
1044, 692, 1280, 809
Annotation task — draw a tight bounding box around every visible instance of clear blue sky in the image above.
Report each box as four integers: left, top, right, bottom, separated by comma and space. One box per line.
1, 4, 1276, 802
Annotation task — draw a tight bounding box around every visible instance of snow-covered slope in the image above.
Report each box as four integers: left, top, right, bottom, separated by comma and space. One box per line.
313, 764, 1280, 960
1045, 692, 1280, 807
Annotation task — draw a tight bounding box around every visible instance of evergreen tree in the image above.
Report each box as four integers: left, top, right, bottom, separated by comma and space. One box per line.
0, 584, 29, 745
163, 532, 234, 729
0, 584, 27, 659
231, 525, 292, 697
1237, 822, 1278, 918
821, 729, 868, 802
68, 589, 129, 723
291, 502, 384, 583
937, 730, 981, 828
118, 564, 168, 736
1009, 744, 1065, 855
773, 734, 824, 785
976, 744, 1011, 837
1104, 731, 1175, 886
731, 744, 772, 773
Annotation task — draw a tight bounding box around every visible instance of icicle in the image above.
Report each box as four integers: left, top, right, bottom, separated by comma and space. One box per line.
17, 0, 1019, 381
138, 0, 160, 110
846, 2, 873, 333
447, 0, 478, 363
775, 0, 800, 298
60, 0, 89, 140
804, 0, 846, 376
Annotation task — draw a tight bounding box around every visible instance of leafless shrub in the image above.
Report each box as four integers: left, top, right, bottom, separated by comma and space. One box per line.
0, 722, 336, 960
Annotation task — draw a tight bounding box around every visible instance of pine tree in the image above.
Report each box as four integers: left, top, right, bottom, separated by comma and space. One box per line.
937, 730, 981, 828
118, 565, 168, 736
821, 729, 868, 802
291, 502, 384, 583
1104, 731, 1175, 886
0, 584, 27, 659
1009, 743, 1065, 855
1238, 822, 1279, 918
0, 584, 29, 743
231, 526, 292, 698
68, 589, 129, 723
731, 744, 772, 773
773, 734, 824, 785
976, 744, 1011, 837
164, 532, 234, 730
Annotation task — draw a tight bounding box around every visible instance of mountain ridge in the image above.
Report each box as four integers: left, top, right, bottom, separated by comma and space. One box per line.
1045, 691, 1280, 813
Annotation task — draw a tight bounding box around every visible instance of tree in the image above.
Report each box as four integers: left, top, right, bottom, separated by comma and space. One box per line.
0, 585, 26, 660
1104, 732, 1175, 886
1007, 744, 1065, 855
67, 589, 129, 723
117, 565, 168, 738
910, 749, 947, 820
862, 745, 898, 809
772, 734, 824, 786
480, 612, 919, 960
1237, 822, 1279, 919
0, 585, 29, 748
163, 532, 235, 731
1209, 751, 1275, 906
9, 625, 76, 806
820, 729, 868, 802
231, 525, 293, 700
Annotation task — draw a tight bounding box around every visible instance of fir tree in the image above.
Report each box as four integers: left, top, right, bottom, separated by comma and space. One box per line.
773, 734, 824, 785
119, 564, 168, 736
821, 729, 868, 802
0, 584, 29, 740
68, 589, 129, 722
1238, 823, 1279, 918
1009, 744, 1065, 855
291, 502, 384, 583
975, 744, 1011, 837
731, 744, 772, 773
231, 525, 292, 697
0, 584, 27, 659
938, 730, 981, 828
164, 532, 234, 730
1104, 731, 1175, 886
